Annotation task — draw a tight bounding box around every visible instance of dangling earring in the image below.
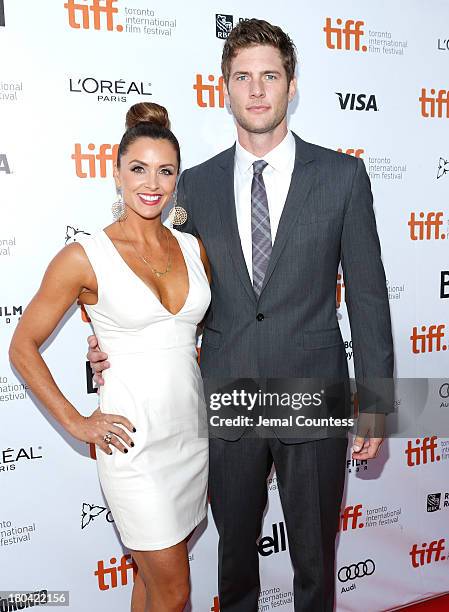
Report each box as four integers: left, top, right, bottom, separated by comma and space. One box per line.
112, 189, 127, 221
168, 190, 188, 226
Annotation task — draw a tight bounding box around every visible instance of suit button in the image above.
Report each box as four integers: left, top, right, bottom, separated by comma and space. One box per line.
256, 313, 264, 321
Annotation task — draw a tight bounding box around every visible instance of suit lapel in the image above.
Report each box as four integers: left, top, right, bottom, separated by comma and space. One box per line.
216, 145, 257, 303
258, 134, 318, 298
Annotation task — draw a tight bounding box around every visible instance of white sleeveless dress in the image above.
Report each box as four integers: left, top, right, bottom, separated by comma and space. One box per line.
77, 228, 211, 551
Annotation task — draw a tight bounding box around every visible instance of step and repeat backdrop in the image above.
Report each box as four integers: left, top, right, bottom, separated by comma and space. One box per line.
1, 0, 449, 610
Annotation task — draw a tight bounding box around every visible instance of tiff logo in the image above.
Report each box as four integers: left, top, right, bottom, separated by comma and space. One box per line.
95, 554, 137, 590
408, 212, 446, 240
336, 93, 378, 111
64, 0, 123, 32
193, 74, 225, 108
410, 539, 446, 568
410, 324, 446, 354
324, 18, 367, 52
0, 0, 5, 27
339, 504, 364, 531
405, 437, 440, 467
210, 596, 220, 611
72, 143, 118, 178
0, 154, 11, 174
337, 148, 364, 158
420, 88, 449, 118
336, 273, 345, 308
441, 271, 449, 299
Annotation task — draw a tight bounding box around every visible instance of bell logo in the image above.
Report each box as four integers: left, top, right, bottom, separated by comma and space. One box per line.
336, 93, 378, 111
94, 553, 137, 590
441, 271, 449, 299
193, 74, 225, 108
64, 0, 123, 32
0, 154, 11, 174
323, 18, 367, 52
410, 324, 446, 354
420, 88, 449, 118
337, 148, 364, 158
257, 521, 287, 556
339, 504, 364, 530
72, 143, 118, 178
409, 539, 446, 567
405, 437, 440, 467
408, 212, 446, 240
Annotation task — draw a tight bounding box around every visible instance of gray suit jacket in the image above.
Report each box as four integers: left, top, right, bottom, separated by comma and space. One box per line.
177, 132, 394, 441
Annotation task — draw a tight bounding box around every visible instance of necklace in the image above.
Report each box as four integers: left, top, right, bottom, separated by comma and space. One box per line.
118, 220, 172, 277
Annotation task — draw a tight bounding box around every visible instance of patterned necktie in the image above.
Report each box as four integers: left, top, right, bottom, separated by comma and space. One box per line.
251, 160, 272, 297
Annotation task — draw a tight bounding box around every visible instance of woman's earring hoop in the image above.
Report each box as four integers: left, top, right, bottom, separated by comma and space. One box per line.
168, 190, 188, 226
112, 189, 127, 221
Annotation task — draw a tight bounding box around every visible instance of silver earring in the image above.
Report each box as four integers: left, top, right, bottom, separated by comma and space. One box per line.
168, 190, 188, 226
112, 189, 127, 221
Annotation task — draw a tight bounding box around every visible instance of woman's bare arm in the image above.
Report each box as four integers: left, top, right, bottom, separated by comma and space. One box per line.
9, 243, 135, 454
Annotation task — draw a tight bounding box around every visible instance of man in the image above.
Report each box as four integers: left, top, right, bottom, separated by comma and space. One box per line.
89, 19, 393, 611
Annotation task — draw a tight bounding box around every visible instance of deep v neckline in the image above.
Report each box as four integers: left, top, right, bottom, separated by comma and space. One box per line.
101, 228, 191, 317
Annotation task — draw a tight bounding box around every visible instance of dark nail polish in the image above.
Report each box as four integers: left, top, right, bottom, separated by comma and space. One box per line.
124, 448, 128, 453
130, 442, 135, 447
109, 451, 112, 455
133, 427, 137, 432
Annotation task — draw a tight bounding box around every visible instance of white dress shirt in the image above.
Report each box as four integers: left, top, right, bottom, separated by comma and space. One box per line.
234, 130, 296, 281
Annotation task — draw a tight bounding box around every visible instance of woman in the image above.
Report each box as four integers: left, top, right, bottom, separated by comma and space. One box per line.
9, 102, 211, 612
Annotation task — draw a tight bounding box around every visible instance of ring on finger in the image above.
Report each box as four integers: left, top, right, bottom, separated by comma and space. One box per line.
104, 431, 113, 444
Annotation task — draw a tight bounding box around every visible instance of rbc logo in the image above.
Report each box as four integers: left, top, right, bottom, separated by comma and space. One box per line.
72, 143, 118, 178
193, 74, 225, 108
216, 14, 233, 39
64, 0, 123, 32
324, 18, 367, 52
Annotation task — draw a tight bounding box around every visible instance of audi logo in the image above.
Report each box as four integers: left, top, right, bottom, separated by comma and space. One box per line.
440, 383, 449, 399
338, 559, 375, 582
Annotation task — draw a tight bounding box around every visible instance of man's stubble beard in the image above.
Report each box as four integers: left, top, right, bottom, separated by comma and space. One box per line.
230, 100, 288, 136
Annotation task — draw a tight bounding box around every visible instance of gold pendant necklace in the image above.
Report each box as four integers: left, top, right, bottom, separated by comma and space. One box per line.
118, 220, 172, 277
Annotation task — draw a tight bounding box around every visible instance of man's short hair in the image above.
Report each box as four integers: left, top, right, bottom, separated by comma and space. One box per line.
221, 18, 297, 85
